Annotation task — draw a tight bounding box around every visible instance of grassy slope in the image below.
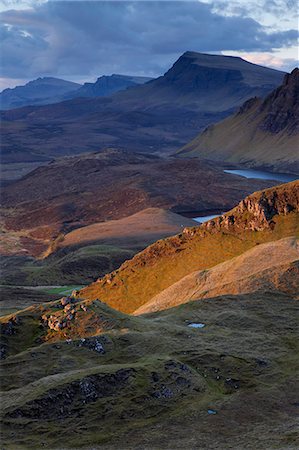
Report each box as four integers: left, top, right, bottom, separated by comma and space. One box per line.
134, 237, 299, 314
0, 286, 61, 317
1, 292, 298, 449
179, 101, 298, 169
80, 182, 299, 313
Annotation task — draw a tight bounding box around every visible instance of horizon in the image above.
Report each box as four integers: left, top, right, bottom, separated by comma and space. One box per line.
0, 0, 298, 90
0, 49, 295, 91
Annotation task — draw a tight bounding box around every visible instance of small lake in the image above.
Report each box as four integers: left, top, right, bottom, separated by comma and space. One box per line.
224, 169, 298, 183
192, 169, 298, 223
193, 214, 221, 223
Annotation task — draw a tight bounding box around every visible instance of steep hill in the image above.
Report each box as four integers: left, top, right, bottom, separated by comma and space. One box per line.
80, 181, 299, 313
179, 68, 299, 173
0, 77, 81, 110
135, 237, 299, 315
1, 52, 285, 167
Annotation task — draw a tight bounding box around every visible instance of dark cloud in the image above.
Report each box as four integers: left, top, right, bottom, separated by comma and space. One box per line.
0, 0, 297, 81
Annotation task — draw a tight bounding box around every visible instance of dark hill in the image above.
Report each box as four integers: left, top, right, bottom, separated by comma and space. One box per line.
65, 74, 153, 99
0, 77, 81, 110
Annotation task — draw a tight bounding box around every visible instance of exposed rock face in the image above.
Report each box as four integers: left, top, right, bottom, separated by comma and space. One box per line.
259, 68, 299, 134
41, 296, 80, 331
203, 179, 299, 232
5, 358, 199, 421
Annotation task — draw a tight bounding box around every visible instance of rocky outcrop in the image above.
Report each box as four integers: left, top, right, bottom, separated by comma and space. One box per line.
201, 180, 299, 232
7, 368, 136, 420
41, 296, 80, 331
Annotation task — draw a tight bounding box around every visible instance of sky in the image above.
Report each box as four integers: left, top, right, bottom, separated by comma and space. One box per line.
0, 0, 298, 90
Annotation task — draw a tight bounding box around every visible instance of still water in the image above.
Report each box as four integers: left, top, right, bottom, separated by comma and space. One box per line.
223, 169, 298, 183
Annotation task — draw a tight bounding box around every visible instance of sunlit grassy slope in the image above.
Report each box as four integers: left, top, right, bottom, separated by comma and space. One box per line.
80, 182, 299, 313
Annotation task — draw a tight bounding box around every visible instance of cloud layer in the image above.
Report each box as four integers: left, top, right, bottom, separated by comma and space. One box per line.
0, 0, 298, 83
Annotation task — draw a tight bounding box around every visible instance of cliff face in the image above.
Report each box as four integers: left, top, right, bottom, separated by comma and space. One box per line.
259, 68, 299, 134
80, 181, 299, 313
179, 68, 299, 172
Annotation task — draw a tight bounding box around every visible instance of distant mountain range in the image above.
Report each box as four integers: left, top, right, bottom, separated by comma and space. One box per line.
1, 52, 285, 167
179, 68, 299, 173
0, 74, 152, 110
0, 77, 81, 110
64, 74, 152, 100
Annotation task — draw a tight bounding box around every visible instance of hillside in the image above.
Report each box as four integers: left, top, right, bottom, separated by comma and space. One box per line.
1, 149, 276, 257
1, 289, 298, 448
1, 52, 285, 169
1, 184, 298, 449
179, 68, 299, 173
80, 181, 299, 313
0, 77, 81, 110
135, 237, 299, 315
57, 208, 197, 252
0, 209, 198, 287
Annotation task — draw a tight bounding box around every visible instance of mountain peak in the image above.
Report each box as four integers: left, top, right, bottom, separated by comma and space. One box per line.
182, 51, 242, 61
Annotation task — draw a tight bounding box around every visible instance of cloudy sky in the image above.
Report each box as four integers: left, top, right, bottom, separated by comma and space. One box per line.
0, 0, 298, 90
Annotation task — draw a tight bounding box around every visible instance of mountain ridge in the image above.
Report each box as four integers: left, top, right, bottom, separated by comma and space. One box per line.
0, 74, 152, 110
0, 77, 81, 110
